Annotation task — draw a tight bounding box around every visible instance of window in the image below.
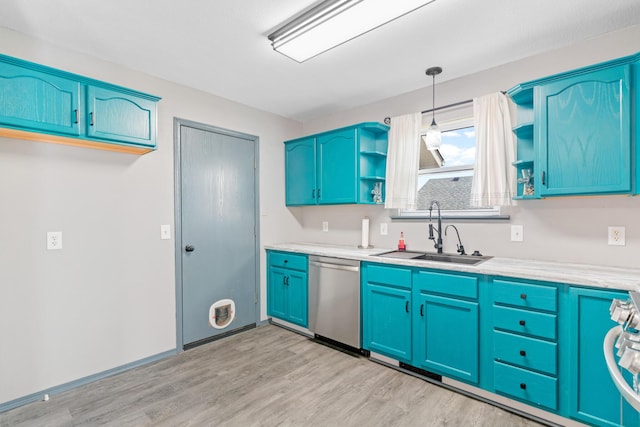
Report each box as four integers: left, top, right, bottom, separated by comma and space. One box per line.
398, 114, 502, 219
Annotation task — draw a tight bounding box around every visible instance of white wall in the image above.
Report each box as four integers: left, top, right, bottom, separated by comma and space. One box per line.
0, 27, 302, 405
290, 25, 640, 269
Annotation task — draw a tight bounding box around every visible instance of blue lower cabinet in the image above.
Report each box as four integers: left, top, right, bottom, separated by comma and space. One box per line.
494, 361, 558, 410
360, 264, 640, 425
362, 263, 412, 362
493, 330, 557, 376
362, 282, 412, 362
268, 267, 288, 320
490, 277, 560, 413
570, 287, 639, 427
266, 251, 308, 328
414, 292, 479, 384
286, 271, 308, 326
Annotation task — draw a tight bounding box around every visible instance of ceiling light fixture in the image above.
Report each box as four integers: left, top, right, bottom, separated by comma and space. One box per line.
425, 66, 442, 150
268, 0, 437, 63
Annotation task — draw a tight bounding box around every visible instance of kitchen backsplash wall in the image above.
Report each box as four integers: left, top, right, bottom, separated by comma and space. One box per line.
292, 24, 640, 269
290, 195, 640, 268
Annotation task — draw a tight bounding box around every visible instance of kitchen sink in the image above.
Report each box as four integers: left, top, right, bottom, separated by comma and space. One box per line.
413, 253, 492, 265
375, 250, 492, 266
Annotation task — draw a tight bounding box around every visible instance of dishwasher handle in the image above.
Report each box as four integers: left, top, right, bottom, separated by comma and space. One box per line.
310, 261, 359, 272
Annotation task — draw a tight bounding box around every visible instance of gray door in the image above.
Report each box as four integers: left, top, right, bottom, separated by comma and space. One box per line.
177, 121, 258, 347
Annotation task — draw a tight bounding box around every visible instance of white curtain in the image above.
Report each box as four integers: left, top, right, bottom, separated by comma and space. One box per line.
470, 92, 516, 207
384, 113, 421, 210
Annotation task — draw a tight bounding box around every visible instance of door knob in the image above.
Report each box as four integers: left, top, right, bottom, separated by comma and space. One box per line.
185, 245, 195, 252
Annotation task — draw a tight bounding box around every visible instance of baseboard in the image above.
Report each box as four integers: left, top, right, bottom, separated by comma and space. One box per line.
269, 318, 313, 337
0, 348, 177, 413
183, 324, 256, 350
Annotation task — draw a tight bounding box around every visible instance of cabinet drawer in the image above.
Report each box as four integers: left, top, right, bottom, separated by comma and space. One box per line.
493, 305, 557, 340
414, 271, 478, 299
269, 251, 307, 271
492, 280, 557, 312
366, 264, 411, 289
493, 330, 557, 375
494, 361, 557, 410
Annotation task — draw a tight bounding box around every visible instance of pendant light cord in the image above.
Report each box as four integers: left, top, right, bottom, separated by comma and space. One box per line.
431, 74, 436, 125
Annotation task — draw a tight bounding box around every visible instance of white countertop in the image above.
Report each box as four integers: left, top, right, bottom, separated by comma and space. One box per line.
265, 242, 640, 292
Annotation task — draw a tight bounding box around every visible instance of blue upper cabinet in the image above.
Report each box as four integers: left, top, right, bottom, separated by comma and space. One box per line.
86, 86, 156, 147
0, 54, 160, 154
508, 52, 639, 198
317, 128, 357, 204
537, 64, 631, 196
285, 138, 316, 205
0, 61, 81, 136
284, 122, 388, 206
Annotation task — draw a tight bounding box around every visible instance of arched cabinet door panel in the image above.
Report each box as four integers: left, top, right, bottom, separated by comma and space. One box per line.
87, 86, 156, 147
0, 61, 81, 136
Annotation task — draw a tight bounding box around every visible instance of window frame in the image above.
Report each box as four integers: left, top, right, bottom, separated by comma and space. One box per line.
395, 113, 505, 220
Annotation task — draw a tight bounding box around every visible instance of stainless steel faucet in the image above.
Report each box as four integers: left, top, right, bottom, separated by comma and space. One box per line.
445, 224, 466, 255
428, 200, 443, 254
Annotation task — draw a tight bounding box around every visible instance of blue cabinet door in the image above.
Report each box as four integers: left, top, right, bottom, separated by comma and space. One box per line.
285, 138, 316, 205
537, 64, 631, 196
267, 260, 308, 328
317, 129, 357, 204
363, 283, 412, 362
287, 270, 308, 327
570, 287, 639, 427
267, 267, 288, 320
414, 292, 479, 384
0, 61, 81, 136
86, 86, 156, 147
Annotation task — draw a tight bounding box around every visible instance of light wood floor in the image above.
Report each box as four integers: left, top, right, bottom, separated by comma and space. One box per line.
1, 324, 545, 427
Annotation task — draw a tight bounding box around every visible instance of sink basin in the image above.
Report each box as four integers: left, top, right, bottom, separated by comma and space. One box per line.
375, 250, 491, 266
413, 253, 492, 266
374, 250, 426, 260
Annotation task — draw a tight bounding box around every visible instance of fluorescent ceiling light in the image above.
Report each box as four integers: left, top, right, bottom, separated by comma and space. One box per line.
269, 0, 436, 63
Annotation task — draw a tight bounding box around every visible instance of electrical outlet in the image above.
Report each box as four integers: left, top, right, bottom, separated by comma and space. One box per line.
510, 225, 523, 242
608, 226, 626, 246
380, 223, 388, 235
160, 224, 171, 240
47, 231, 63, 250
322, 221, 329, 232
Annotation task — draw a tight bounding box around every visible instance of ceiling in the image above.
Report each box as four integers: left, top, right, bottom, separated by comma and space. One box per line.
0, 0, 639, 122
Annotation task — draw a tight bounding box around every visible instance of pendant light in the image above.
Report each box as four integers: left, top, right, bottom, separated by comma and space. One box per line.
425, 66, 442, 150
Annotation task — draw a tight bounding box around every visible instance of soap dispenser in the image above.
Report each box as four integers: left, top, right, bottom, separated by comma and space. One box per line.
398, 232, 406, 252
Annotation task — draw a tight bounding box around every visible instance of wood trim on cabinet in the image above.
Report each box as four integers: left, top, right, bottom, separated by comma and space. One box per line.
0, 127, 154, 155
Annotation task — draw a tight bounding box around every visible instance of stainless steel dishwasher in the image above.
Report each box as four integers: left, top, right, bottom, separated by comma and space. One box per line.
308, 256, 361, 349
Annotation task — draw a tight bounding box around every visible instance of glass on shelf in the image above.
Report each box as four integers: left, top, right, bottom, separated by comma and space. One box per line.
371, 182, 383, 204
517, 168, 534, 196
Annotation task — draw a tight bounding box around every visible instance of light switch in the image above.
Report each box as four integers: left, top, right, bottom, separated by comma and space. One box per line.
160, 224, 171, 240
510, 225, 523, 242
380, 223, 388, 235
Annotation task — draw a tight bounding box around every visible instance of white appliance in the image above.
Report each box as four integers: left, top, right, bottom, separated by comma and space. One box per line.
605, 291, 640, 411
